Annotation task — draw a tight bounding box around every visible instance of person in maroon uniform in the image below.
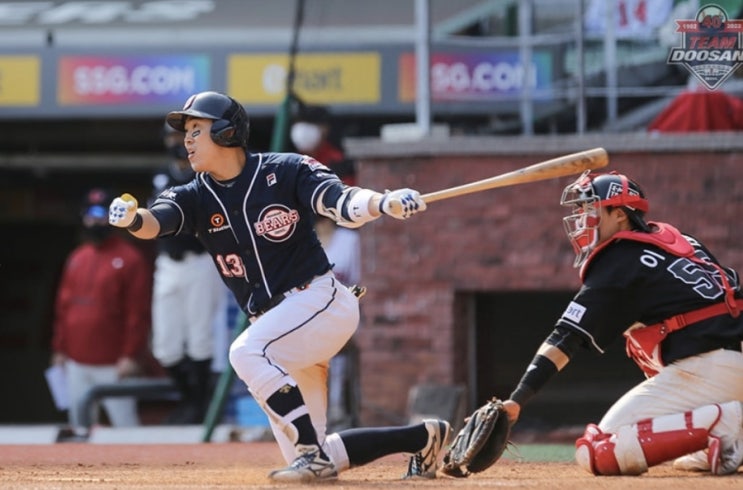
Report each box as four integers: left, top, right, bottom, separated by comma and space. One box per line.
495, 171, 743, 477
51, 188, 152, 435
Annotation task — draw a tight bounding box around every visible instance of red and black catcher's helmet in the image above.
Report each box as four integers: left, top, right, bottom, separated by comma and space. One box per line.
562, 171, 650, 232
166, 91, 249, 148
561, 171, 650, 267
590, 172, 650, 232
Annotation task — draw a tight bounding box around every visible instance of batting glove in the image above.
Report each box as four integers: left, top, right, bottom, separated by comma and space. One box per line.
109, 193, 138, 228
379, 188, 427, 220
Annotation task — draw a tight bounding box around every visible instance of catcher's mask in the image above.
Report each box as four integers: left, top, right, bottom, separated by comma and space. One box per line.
166, 91, 250, 148
561, 171, 649, 267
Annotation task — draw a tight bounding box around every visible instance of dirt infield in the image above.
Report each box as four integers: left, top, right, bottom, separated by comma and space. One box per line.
1, 442, 741, 489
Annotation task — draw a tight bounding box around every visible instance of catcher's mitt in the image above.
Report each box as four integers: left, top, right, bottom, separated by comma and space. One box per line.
441, 397, 511, 477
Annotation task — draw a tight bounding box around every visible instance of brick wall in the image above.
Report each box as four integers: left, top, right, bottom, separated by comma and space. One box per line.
347, 133, 743, 426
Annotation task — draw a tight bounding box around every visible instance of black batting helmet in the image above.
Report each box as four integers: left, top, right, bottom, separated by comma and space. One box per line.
166, 91, 249, 148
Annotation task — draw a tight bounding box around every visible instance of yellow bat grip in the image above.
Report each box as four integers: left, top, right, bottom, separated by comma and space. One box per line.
121, 193, 138, 208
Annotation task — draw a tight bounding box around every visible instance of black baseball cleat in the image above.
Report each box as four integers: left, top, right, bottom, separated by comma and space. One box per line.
404, 419, 452, 479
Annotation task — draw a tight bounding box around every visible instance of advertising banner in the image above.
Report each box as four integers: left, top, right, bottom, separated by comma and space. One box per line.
58, 55, 210, 105
399, 50, 553, 102
0, 56, 40, 106
228, 52, 381, 105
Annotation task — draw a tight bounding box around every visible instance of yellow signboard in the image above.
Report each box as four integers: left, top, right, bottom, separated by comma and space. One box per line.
228, 52, 380, 105
0, 56, 40, 105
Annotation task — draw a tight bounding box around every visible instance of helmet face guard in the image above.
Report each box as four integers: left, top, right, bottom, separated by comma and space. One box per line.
560, 171, 649, 267
561, 172, 602, 268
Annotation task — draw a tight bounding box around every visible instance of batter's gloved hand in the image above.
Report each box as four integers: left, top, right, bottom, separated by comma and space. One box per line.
109, 193, 139, 228
379, 188, 427, 219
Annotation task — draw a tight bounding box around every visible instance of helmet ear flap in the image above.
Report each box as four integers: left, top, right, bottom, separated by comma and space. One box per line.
210, 119, 236, 146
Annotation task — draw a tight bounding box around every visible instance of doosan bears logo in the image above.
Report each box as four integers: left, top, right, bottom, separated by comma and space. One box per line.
667, 4, 743, 90
254, 205, 300, 242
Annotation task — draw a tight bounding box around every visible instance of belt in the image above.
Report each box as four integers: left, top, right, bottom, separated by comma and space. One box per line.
722, 340, 743, 352
163, 250, 202, 261
249, 274, 367, 322
251, 280, 313, 321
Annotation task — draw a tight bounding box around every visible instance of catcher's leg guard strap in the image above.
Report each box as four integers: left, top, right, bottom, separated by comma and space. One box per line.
575, 424, 629, 475
576, 424, 649, 475
576, 404, 722, 476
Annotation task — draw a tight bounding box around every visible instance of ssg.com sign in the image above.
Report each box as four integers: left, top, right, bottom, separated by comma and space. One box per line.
667, 4, 743, 90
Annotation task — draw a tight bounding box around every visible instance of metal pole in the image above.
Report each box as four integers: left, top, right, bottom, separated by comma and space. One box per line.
202, 315, 248, 442
576, 0, 586, 134
270, 0, 305, 152
518, 0, 533, 135
415, 0, 431, 136
205, 0, 305, 443
605, 0, 618, 128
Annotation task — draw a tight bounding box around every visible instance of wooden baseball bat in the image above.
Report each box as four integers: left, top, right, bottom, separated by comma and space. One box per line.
422, 147, 608, 204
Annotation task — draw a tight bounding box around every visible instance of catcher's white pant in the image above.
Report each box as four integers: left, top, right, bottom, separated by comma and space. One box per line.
65, 360, 139, 432
151, 252, 224, 367
575, 347, 743, 475
229, 270, 358, 464
599, 347, 743, 430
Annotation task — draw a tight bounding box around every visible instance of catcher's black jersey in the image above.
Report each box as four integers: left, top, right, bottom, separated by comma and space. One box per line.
556, 227, 743, 365
150, 151, 343, 315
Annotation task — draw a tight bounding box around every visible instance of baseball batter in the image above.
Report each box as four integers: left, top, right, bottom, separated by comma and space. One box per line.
497, 171, 743, 476
108, 91, 451, 483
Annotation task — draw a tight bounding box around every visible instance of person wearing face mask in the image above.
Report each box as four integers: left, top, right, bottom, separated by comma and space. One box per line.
290, 104, 356, 186
50, 188, 152, 436
150, 125, 227, 424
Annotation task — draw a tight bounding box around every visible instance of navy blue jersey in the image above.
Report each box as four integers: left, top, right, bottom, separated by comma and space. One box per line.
556, 232, 743, 365
150, 151, 344, 315
151, 163, 205, 259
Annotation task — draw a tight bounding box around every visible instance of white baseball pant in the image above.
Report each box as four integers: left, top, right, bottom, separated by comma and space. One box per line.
152, 252, 224, 366
65, 359, 139, 432
229, 271, 358, 463
599, 347, 743, 430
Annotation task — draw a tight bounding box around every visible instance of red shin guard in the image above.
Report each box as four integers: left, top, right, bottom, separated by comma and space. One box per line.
575, 405, 721, 476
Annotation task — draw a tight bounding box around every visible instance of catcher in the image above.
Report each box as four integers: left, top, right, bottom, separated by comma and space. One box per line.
443, 171, 743, 477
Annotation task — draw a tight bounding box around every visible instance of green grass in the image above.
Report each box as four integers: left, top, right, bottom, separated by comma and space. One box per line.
502, 443, 576, 462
